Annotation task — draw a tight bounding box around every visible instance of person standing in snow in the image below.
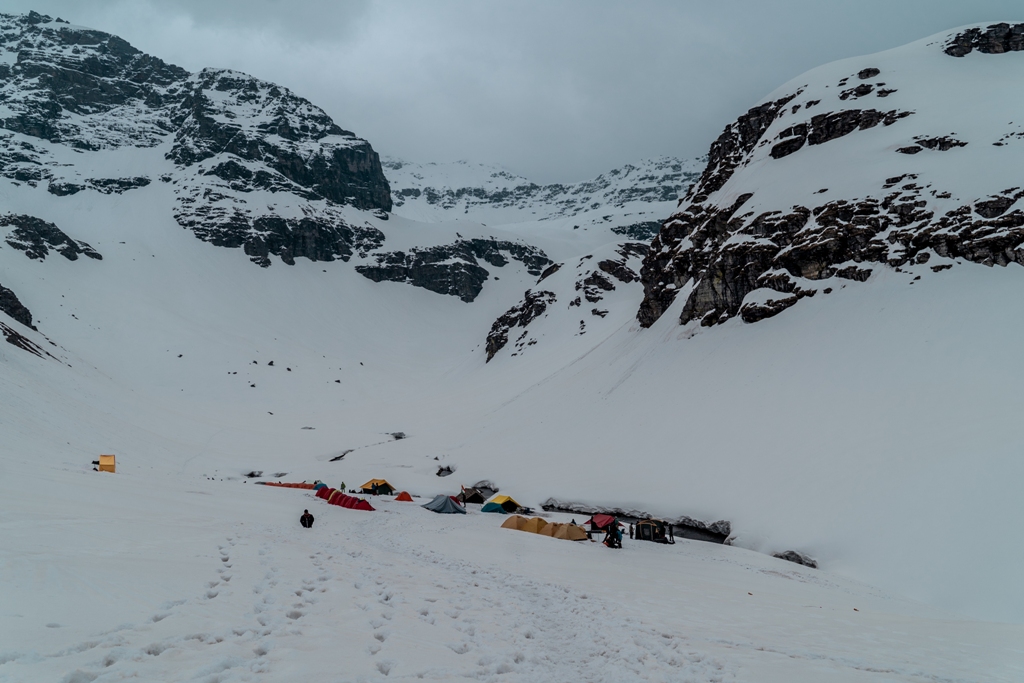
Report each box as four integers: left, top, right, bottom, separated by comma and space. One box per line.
371, 482, 379, 496
340, 481, 346, 492
629, 523, 634, 539
300, 509, 314, 528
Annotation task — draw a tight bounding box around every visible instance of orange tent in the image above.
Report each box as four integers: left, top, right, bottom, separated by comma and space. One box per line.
395, 491, 413, 502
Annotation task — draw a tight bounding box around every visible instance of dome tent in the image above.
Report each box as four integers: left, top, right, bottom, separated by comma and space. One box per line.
395, 491, 414, 502
422, 494, 466, 514
481, 501, 506, 514
487, 495, 521, 513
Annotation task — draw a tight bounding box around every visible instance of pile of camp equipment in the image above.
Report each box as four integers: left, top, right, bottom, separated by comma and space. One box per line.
635, 519, 675, 544
361, 479, 395, 495
315, 486, 375, 511
422, 494, 466, 514
501, 515, 588, 541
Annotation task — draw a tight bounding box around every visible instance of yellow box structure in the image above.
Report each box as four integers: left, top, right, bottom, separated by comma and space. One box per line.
98, 454, 116, 473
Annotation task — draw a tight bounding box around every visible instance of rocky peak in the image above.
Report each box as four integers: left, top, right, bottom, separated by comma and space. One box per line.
638, 24, 1024, 329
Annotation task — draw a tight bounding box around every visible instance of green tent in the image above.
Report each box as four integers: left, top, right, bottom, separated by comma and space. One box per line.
481, 501, 507, 514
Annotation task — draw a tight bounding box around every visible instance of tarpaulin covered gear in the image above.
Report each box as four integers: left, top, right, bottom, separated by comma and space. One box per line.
421, 494, 466, 514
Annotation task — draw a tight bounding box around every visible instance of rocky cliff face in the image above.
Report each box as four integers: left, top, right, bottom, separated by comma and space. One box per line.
0, 11, 390, 268
638, 22, 1024, 329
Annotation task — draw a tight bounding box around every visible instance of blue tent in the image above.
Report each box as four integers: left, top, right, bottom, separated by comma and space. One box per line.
313, 482, 328, 490
422, 494, 466, 514
481, 501, 506, 514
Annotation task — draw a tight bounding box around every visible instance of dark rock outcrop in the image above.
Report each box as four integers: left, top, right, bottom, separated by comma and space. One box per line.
357, 239, 550, 303
773, 550, 818, 569
945, 23, 1024, 57
0, 283, 34, 329
0, 214, 102, 261
486, 290, 557, 360
610, 220, 662, 240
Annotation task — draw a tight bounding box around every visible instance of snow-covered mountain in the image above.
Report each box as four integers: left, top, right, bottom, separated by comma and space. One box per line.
3, 13, 1024, 677
383, 156, 702, 239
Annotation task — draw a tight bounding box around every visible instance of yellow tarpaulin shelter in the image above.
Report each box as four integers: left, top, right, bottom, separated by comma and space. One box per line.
488, 494, 521, 512
360, 479, 395, 495
98, 454, 115, 473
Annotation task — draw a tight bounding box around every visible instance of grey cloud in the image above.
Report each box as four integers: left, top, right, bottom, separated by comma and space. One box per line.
7, 1, 1024, 182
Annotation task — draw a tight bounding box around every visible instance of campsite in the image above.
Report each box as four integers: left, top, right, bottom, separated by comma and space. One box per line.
6, 463, 1012, 683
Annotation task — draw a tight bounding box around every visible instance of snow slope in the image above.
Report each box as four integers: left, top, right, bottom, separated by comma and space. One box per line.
384, 156, 701, 240
2, 15, 1024, 680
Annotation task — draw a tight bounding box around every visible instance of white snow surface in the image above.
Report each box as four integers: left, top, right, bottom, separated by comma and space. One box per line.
2, 19, 1024, 681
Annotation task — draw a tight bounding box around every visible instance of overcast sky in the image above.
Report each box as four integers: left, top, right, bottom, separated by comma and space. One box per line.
9, 1, 1024, 182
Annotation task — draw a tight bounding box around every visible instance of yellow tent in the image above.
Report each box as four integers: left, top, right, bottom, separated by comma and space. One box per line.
360, 479, 395, 495
554, 524, 588, 541
501, 515, 528, 530
488, 494, 521, 512
539, 522, 559, 537
98, 454, 115, 473
521, 517, 548, 534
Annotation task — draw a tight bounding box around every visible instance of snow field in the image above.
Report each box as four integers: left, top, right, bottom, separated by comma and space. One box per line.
2, 455, 1020, 683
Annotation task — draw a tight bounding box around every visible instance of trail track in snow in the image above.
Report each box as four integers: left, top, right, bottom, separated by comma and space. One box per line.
24, 510, 730, 683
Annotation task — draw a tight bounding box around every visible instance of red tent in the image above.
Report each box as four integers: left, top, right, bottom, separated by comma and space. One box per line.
352, 499, 374, 511
316, 487, 334, 500
395, 491, 413, 502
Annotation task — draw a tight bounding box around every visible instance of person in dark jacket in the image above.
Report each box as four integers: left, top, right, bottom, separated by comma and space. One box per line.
300, 509, 314, 528
371, 482, 379, 496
